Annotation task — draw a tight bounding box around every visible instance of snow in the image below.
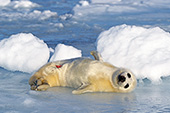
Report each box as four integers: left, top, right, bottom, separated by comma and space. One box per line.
52, 23, 64, 28
91, 0, 121, 4
0, 33, 50, 73
1, 25, 170, 82
0, 0, 170, 112
0, 9, 57, 21
0, 0, 10, 6
73, 0, 170, 21
79, 1, 89, 6
9, 0, 39, 9
90, 0, 170, 8
28, 10, 57, 20
60, 14, 72, 21
0, 0, 169, 83
73, 0, 146, 18
23, 98, 35, 106
0, 0, 39, 8
50, 44, 82, 61
96, 24, 170, 82
0, 0, 57, 21
0, 34, 83, 73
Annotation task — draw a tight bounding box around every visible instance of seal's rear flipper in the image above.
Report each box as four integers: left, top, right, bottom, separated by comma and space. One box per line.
72, 83, 92, 94
90, 51, 103, 62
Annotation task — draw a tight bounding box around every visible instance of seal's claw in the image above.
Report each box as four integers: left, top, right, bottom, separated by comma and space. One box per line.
36, 84, 50, 91
29, 76, 49, 91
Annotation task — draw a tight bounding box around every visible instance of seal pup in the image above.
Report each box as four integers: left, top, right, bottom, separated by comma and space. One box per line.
29, 51, 137, 94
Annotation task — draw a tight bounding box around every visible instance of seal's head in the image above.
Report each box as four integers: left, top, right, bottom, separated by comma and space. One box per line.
111, 68, 137, 93
29, 62, 61, 91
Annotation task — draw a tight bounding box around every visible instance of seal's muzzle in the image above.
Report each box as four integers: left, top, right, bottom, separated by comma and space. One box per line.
111, 69, 137, 92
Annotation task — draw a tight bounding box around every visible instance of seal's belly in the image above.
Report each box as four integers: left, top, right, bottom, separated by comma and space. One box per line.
64, 59, 93, 88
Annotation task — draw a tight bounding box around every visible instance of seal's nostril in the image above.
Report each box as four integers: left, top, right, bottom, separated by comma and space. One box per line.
118, 75, 126, 82
127, 73, 131, 78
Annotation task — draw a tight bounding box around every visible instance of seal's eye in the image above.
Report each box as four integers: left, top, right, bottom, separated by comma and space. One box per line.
127, 73, 131, 78
124, 84, 129, 89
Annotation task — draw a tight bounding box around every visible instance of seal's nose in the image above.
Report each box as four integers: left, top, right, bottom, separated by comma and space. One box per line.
118, 75, 126, 83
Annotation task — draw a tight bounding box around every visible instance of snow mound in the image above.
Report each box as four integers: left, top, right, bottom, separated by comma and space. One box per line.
79, 1, 89, 6
96, 24, 170, 82
50, 44, 82, 61
59, 13, 72, 20
0, 33, 50, 73
0, 0, 10, 6
9, 0, 39, 9
28, 10, 57, 20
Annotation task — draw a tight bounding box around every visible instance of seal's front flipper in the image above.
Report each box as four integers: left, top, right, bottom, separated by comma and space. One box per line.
29, 77, 50, 91
36, 84, 50, 91
90, 51, 103, 62
72, 83, 93, 94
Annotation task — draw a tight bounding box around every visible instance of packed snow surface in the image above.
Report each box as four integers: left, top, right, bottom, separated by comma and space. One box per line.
50, 43, 82, 61
0, 33, 49, 73
97, 24, 170, 82
0, 0, 10, 6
